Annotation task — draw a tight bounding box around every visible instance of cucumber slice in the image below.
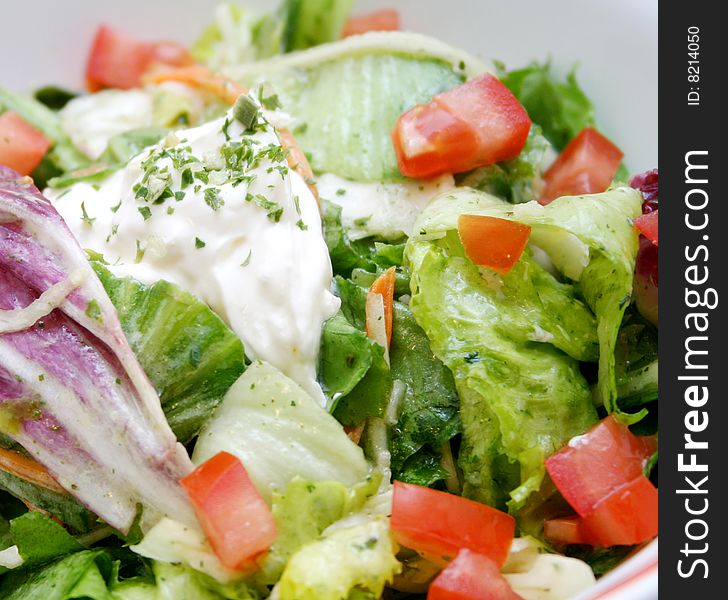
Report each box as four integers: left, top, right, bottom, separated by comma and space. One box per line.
93, 264, 246, 443
228, 32, 486, 182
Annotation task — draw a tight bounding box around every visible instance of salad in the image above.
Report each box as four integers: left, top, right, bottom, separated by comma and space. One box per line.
0, 1, 659, 598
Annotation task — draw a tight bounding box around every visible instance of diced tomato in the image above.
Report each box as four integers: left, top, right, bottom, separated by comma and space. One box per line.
580, 475, 658, 546
86, 25, 192, 92
0, 111, 52, 176
545, 416, 656, 518
539, 128, 623, 204
428, 549, 524, 600
366, 267, 396, 348
180, 451, 276, 570
391, 481, 515, 567
457, 215, 531, 275
342, 9, 400, 37
633, 210, 658, 246
392, 74, 531, 179
544, 516, 588, 546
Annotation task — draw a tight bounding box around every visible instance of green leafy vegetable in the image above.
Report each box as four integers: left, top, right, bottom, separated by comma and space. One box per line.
496, 61, 595, 150
192, 362, 370, 503
32, 86, 78, 111
277, 516, 400, 600
0, 470, 94, 534
8, 512, 83, 569
406, 241, 598, 510
334, 278, 461, 486
0, 550, 115, 599
232, 47, 466, 181
458, 126, 552, 204
614, 310, 658, 408
93, 264, 246, 443
280, 0, 355, 51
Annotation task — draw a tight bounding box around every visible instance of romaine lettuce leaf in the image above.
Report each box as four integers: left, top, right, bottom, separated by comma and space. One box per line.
192, 362, 369, 503
92, 264, 246, 444
496, 61, 595, 151
276, 516, 400, 600
5, 512, 83, 570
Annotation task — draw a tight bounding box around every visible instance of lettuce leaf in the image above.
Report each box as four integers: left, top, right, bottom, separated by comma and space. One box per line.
406, 242, 598, 509
92, 264, 246, 444
192, 362, 369, 503
458, 126, 552, 204
226, 33, 481, 181
6, 512, 83, 570
333, 278, 461, 487
276, 516, 400, 600
281, 0, 355, 51
496, 61, 595, 151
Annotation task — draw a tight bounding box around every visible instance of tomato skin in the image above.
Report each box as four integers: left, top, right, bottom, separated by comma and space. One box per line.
0, 111, 51, 176
545, 416, 656, 518
633, 210, 658, 246
580, 475, 658, 546
86, 25, 192, 92
391, 481, 515, 567
180, 451, 276, 570
457, 215, 531, 275
392, 74, 531, 179
539, 128, 623, 204
428, 549, 524, 600
342, 9, 400, 37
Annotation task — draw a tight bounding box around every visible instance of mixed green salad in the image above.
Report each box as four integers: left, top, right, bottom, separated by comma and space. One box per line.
0, 1, 659, 599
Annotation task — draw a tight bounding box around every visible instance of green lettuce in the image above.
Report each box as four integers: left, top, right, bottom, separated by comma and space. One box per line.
406, 242, 598, 509
192, 362, 370, 503
276, 516, 400, 600
93, 264, 246, 443
281, 0, 355, 51
332, 277, 461, 487
458, 126, 552, 204
228, 36, 473, 182
614, 310, 658, 408
496, 61, 595, 150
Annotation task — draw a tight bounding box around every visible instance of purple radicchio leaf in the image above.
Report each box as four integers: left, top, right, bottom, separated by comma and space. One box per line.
0, 166, 196, 533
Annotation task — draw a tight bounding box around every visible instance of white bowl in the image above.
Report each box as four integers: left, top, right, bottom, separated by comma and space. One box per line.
1, 1, 658, 598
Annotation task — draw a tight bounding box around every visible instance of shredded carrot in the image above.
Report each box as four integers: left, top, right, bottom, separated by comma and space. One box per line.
0, 447, 67, 495
142, 65, 318, 203
344, 422, 366, 445
366, 267, 396, 349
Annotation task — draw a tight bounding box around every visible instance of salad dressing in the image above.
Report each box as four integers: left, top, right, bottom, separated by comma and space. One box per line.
48, 108, 339, 402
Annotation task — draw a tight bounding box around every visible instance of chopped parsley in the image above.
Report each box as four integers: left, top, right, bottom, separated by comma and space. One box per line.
204, 187, 224, 211
80, 202, 95, 226
138, 206, 152, 221
195, 237, 206, 249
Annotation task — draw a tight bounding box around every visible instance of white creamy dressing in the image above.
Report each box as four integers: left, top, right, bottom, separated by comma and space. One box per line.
48, 106, 339, 403
317, 172, 454, 240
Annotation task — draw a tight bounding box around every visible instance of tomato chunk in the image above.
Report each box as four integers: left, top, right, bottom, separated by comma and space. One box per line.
428, 549, 524, 600
545, 416, 655, 518
0, 111, 51, 176
633, 210, 658, 246
180, 451, 276, 570
392, 74, 531, 179
539, 128, 623, 204
580, 475, 658, 546
391, 481, 515, 567
457, 215, 531, 275
86, 25, 192, 92
342, 9, 400, 37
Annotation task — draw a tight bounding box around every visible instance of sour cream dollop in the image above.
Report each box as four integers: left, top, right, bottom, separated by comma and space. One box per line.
48, 103, 340, 403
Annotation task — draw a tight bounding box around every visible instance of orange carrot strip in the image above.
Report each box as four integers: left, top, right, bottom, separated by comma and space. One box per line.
0, 447, 67, 495
366, 267, 396, 349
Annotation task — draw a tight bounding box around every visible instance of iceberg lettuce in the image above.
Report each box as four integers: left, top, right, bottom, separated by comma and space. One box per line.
192, 362, 369, 503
